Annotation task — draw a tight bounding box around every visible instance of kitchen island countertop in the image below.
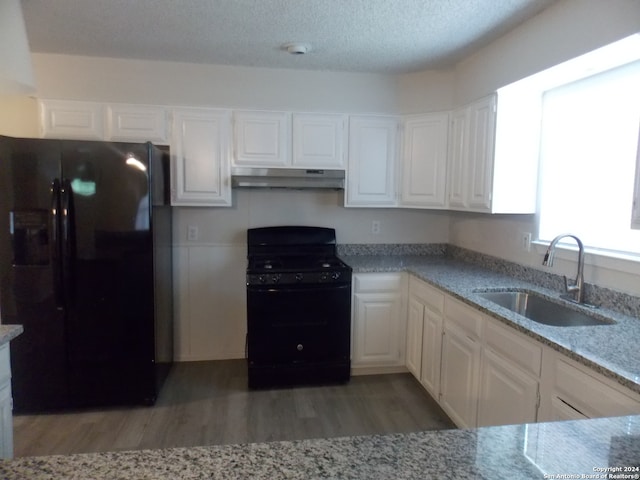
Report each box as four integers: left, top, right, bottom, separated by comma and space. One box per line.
0, 325, 23, 347
1, 414, 639, 479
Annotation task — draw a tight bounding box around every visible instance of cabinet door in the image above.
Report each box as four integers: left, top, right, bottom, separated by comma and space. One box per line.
466, 94, 497, 212
440, 321, 481, 428
39, 99, 104, 140
401, 113, 449, 208
405, 297, 424, 379
420, 306, 443, 399
477, 348, 539, 427
106, 104, 168, 143
447, 107, 468, 209
292, 113, 346, 168
549, 356, 640, 419
171, 108, 232, 206
352, 291, 403, 366
346, 115, 398, 207
233, 110, 290, 167
549, 396, 589, 421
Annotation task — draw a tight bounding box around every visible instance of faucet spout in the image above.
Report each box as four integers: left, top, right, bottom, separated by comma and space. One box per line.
542, 233, 585, 304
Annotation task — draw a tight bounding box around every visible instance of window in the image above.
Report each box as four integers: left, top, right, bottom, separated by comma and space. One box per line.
499, 34, 640, 257
537, 60, 640, 254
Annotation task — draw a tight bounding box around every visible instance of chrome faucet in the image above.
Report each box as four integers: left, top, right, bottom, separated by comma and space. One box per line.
542, 234, 585, 304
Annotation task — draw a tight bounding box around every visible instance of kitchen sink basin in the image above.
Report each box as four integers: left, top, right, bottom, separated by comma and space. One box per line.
474, 290, 615, 327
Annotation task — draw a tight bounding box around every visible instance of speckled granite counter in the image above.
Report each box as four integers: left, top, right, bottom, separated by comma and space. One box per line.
341, 253, 640, 394
0, 325, 23, 347
2, 415, 639, 479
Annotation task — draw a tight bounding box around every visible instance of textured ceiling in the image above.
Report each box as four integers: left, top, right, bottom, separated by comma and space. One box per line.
21, 0, 557, 74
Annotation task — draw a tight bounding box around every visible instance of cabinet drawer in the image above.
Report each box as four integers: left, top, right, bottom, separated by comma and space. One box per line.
554, 358, 640, 418
409, 276, 444, 314
354, 273, 403, 293
484, 319, 542, 378
444, 297, 483, 339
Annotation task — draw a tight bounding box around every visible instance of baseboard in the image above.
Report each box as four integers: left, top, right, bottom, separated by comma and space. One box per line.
351, 365, 409, 376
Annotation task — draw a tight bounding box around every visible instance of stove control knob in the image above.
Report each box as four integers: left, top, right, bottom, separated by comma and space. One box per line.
271, 274, 281, 284
295, 273, 304, 282
320, 272, 329, 281
297, 344, 304, 351
258, 275, 267, 284
331, 272, 341, 281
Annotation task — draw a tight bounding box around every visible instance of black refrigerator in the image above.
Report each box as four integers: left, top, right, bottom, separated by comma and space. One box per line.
0, 135, 173, 413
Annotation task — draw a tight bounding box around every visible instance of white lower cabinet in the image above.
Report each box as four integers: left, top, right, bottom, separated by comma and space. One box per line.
352, 273, 407, 370
539, 350, 640, 422
405, 297, 424, 379
477, 317, 542, 427
477, 348, 539, 427
401, 275, 640, 430
405, 277, 444, 398
0, 344, 14, 459
440, 314, 482, 428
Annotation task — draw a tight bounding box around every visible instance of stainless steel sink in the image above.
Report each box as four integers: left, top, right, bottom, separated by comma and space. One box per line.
474, 290, 615, 327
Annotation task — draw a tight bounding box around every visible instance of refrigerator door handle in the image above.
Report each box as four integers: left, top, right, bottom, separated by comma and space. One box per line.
50, 179, 64, 310
61, 178, 76, 305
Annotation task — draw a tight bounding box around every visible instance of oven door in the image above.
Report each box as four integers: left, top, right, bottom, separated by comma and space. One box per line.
247, 282, 351, 365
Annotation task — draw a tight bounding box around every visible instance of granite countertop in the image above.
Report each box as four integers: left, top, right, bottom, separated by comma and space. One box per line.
341, 254, 640, 395
1, 415, 638, 479
0, 325, 23, 347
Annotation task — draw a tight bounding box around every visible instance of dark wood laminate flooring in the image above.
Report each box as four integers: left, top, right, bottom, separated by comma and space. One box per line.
13, 360, 455, 457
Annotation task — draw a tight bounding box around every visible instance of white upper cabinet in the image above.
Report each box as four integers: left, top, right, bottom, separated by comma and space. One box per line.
447, 95, 496, 212
292, 113, 347, 169
39, 99, 104, 140
106, 104, 168, 144
171, 108, 232, 207
447, 108, 468, 209
233, 110, 291, 167
448, 93, 538, 214
346, 115, 399, 207
40, 99, 169, 144
400, 112, 449, 209
466, 96, 496, 211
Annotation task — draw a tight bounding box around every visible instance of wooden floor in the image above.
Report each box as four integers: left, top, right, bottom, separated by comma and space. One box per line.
13, 360, 455, 457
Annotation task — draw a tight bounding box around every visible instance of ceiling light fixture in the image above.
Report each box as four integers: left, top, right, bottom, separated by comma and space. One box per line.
283, 43, 310, 55
0, 0, 36, 94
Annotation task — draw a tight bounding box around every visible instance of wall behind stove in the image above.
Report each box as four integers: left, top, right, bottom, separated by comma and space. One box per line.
173, 190, 449, 361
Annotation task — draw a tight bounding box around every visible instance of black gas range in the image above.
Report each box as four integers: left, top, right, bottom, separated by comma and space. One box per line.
245, 226, 352, 389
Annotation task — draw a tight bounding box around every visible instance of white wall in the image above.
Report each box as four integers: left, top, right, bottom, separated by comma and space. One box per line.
450, 0, 640, 296
28, 53, 453, 114
454, 0, 640, 104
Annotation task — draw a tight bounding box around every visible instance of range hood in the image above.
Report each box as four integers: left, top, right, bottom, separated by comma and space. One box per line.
231, 167, 345, 190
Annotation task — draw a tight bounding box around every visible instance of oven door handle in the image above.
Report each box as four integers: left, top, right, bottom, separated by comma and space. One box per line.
247, 282, 351, 293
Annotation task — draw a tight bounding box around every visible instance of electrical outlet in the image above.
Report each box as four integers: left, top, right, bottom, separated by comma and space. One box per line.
372, 220, 381, 235
187, 225, 199, 241
521, 232, 532, 252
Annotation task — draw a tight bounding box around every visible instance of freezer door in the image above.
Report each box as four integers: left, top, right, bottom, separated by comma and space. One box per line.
61, 141, 156, 406
0, 136, 70, 412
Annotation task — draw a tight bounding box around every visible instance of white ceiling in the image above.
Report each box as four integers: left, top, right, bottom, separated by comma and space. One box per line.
21, 0, 557, 74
